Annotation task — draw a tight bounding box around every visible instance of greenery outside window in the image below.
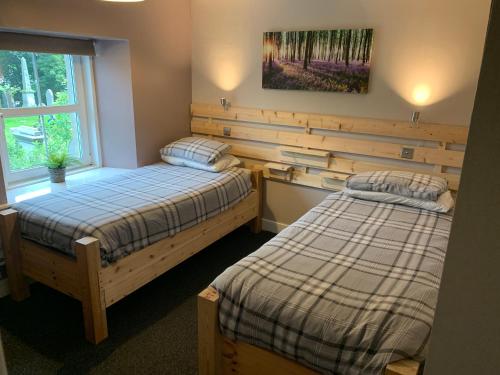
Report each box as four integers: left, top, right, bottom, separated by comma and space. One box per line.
0, 50, 98, 186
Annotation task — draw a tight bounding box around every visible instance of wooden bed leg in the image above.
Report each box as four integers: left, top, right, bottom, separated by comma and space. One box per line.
75, 237, 108, 344
385, 359, 421, 375
198, 287, 222, 375
249, 168, 263, 233
0, 209, 30, 301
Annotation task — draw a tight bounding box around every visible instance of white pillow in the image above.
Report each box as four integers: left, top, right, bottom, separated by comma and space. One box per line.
162, 154, 241, 172
343, 188, 455, 213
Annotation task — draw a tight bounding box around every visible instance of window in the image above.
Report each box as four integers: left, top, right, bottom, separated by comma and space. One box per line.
0, 50, 99, 186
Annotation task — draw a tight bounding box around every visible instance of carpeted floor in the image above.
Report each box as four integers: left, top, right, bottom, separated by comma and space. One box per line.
0, 227, 275, 375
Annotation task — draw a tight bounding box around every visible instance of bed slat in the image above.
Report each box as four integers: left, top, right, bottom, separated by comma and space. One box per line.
191, 103, 468, 144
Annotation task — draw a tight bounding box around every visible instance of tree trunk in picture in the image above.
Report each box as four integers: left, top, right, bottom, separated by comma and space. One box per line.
306, 32, 315, 67
328, 30, 336, 61
351, 30, 358, 61
357, 29, 365, 62
297, 32, 303, 61
268, 33, 274, 71
303, 31, 310, 69
274, 32, 282, 62
365, 29, 373, 64
335, 30, 343, 63
362, 29, 373, 65
344, 29, 352, 67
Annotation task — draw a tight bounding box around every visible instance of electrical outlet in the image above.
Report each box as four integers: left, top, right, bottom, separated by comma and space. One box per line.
223, 127, 231, 136
400, 147, 414, 159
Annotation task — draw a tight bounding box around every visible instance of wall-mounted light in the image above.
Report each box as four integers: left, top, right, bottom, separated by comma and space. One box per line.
220, 97, 231, 112
411, 111, 420, 126
412, 85, 431, 106
410, 84, 431, 126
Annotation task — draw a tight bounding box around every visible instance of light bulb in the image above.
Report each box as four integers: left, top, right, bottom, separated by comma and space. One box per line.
412, 85, 431, 106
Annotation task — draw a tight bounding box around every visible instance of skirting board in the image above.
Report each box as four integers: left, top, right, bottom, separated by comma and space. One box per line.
262, 218, 288, 233
0, 279, 9, 298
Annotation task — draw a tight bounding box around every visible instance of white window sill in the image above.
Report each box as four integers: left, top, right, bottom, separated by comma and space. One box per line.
6, 167, 130, 205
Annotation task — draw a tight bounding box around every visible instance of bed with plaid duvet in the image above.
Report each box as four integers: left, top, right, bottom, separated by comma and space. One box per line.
212, 192, 452, 375
13, 163, 252, 266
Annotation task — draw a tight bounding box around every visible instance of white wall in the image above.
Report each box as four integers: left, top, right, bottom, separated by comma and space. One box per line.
192, 0, 491, 226
94, 40, 138, 169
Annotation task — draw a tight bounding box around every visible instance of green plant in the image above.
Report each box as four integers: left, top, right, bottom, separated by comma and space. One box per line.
4, 113, 78, 171
46, 151, 78, 170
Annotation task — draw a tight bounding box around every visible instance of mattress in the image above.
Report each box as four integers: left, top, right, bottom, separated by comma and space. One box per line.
212, 192, 452, 375
13, 163, 252, 266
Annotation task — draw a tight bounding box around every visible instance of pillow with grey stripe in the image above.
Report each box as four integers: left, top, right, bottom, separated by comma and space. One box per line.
346, 171, 448, 201
160, 137, 231, 165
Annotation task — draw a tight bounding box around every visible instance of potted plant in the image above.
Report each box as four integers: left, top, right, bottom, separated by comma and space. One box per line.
46, 151, 78, 183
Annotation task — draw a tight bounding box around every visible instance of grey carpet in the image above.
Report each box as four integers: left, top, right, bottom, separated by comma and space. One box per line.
0, 227, 274, 375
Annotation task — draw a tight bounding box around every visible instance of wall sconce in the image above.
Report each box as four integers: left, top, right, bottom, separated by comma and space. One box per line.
411, 111, 420, 126
220, 97, 231, 112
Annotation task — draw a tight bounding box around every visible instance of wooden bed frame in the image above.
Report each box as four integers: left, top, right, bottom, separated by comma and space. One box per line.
198, 287, 421, 375
0, 168, 263, 344
191, 103, 470, 375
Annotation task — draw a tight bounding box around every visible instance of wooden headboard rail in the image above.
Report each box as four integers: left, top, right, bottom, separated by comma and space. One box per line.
191, 103, 468, 191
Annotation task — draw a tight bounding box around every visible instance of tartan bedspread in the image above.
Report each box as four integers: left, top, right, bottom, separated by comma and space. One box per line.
212, 192, 452, 374
13, 163, 252, 266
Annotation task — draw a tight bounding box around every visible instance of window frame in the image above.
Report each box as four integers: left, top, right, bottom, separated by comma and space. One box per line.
0, 55, 100, 187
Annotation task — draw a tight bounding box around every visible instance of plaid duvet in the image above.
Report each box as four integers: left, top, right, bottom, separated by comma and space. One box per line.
13, 163, 251, 266
346, 171, 448, 201
213, 192, 452, 375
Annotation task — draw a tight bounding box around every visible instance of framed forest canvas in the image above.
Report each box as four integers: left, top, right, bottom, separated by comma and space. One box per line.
262, 29, 374, 94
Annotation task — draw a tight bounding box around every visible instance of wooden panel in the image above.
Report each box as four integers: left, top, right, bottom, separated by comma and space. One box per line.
75, 237, 108, 344
191, 119, 464, 168
198, 287, 222, 375
101, 192, 258, 306
195, 136, 461, 190
264, 163, 294, 182
192, 103, 466, 193
192, 103, 468, 144
279, 146, 330, 168
192, 103, 307, 128
222, 338, 317, 375
385, 359, 421, 375
0, 209, 30, 301
20, 238, 82, 300
249, 169, 263, 233
320, 171, 350, 190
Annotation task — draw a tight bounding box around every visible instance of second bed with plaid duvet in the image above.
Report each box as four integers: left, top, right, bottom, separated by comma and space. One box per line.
212, 192, 452, 375
13, 163, 252, 266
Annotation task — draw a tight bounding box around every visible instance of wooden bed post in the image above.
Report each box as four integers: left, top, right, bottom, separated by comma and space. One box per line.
249, 168, 263, 233
75, 237, 108, 344
0, 209, 30, 301
198, 287, 222, 375
385, 359, 421, 375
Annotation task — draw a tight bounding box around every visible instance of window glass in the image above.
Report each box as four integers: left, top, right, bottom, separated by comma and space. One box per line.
4, 113, 82, 172
0, 51, 76, 109
0, 49, 97, 185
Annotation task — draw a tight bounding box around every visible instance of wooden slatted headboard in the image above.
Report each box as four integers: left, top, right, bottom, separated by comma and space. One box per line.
191, 103, 468, 191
